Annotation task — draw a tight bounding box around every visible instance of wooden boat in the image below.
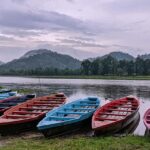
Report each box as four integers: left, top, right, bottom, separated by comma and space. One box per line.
37, 97, 100, 137
0, 91, 18, 100
92, 96, 139, 135
0, 93, 66, 135
143, 108, 150, 135
0, 94, 35, 115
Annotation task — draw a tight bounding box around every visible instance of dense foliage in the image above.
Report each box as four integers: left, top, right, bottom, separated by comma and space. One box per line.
0, 56, 149, 76
81, 56, 150, 76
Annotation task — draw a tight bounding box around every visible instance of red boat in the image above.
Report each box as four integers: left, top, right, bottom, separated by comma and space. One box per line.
0, 93, 66, 135
143, 108, 150, 135
0, 95, 35, 115
92, 96, 139, 135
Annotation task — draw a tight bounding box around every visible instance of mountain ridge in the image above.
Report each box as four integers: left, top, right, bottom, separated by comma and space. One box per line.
0, 49, 81, 71
89, 51, 135, 61
0, 50, 150, 73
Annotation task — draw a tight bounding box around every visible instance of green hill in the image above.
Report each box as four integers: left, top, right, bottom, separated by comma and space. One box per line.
0, 49, 81, 71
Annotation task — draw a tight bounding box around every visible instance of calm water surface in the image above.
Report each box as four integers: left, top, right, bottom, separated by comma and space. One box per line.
0, 76, 150, 136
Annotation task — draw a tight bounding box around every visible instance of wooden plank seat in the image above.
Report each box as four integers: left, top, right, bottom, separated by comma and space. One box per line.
36, 101, 64, 104
106, 109, 133, 112
57, 111, 86, 115
13, 111, 42, 115
108, 105, 137, 109
6, 115, 30, 119
64, 108, 95, 111
39, 99, 65, 102
50, 116, 75, 120
28, 104, 58, 107
98, 113, 127, 117
73, 104, 97, 107
20, 107, 52, 111
34, 101, 57, 104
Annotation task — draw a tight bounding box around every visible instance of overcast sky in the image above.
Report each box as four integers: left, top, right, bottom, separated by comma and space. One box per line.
0, 0, 150, 62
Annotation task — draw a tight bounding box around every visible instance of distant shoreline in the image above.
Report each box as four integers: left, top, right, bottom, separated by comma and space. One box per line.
0, 75, 150, 80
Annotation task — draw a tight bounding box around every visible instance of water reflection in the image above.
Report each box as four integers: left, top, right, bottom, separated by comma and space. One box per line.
0, 77, 150, 136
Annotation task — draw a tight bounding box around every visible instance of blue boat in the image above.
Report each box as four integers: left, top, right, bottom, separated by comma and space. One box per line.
0, 91, 18, 100
37, 96, 100, 137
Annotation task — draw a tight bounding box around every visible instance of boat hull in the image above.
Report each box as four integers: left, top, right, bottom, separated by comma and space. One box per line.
116, 112, 140, 135
40, 117, 91, 137
94, 109, 139, 135
0, 119, 41, 136
143, 108, 150, 136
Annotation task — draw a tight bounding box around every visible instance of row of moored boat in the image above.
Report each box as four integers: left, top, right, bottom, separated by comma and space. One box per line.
0, 89, 148, 137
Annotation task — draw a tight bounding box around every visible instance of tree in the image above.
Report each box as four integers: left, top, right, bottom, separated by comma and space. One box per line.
81, 59, 91, 75
135, 57, 144, 75
90, 59, 99, 75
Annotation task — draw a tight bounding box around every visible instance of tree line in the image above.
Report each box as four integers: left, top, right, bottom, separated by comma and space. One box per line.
0, 56, 150, 76
81, 56, 150, 76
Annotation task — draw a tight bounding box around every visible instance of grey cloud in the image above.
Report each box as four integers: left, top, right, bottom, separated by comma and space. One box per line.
0, 35, 15, 41
1, 28, 43, 37
0, 9, 86, 33
72, 36, 95, 42
58, 39, 109, 48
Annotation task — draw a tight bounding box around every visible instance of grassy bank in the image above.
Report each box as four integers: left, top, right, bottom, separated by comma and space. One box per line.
28, 75, 150, 80
1, 135, 150, 150
1, 75, 150, 80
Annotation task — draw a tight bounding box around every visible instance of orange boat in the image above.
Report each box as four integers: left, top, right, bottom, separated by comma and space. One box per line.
0, 93, 67, 135
92, 96, 139, 135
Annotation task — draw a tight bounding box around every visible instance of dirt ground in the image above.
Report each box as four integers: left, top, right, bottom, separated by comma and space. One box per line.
0, 131, 43, 147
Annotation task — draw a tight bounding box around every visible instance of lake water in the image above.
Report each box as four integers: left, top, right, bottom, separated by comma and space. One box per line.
0, 76, 150, 136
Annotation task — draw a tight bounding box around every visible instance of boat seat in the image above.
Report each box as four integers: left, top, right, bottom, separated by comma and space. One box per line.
73, 104, 97, 107
49, 116, 75, 120
20, 107, 52, 111
108, 106, 137, 109
98, 113, 127, 117
6, 115, 30, 119
28, 104, 58, 107
13, 111, 41, 115
65, 108, 95, 111
57, 111, 86, 115
106, 109, 133, 112
80, 101, 97, 104
38, 101, 63, 104
34, 101, 61, 105
39, 99, 64, 102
